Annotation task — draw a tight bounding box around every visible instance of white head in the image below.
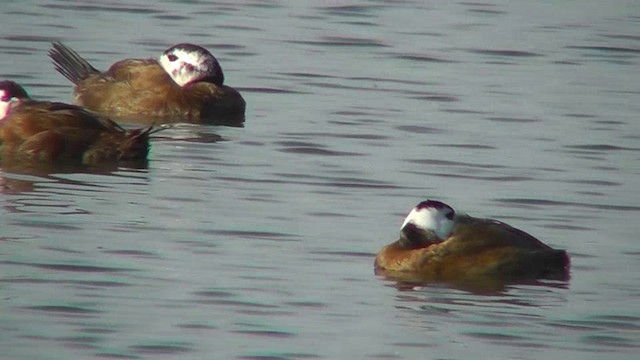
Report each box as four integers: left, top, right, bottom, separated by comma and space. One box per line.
401, 200, 456, 242
158, 43, 224, 87
0, 80, 29, 120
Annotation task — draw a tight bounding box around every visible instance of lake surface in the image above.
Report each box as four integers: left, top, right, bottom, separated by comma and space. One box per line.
1, 1, 639, 359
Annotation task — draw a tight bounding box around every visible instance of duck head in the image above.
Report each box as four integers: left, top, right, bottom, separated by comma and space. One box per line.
399, 200, 456, 248
0, 80, 29, 120
159, 43, 224, 87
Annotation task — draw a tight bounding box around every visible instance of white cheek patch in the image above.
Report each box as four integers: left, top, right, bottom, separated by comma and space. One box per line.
173, 49, 205, 70
401, 206, 455, 240
160, 49, 209, 87
0, 90, 10, 120
0, 100, 19, 121
0, 102, 9, 120
401, 207, 430, 230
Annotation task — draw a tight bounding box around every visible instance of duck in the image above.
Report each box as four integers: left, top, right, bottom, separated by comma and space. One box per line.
0, 80, 153, 166
375, 200, 570, 283
48, 42, 246, 126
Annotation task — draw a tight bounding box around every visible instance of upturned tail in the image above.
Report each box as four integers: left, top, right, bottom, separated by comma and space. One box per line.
115, 127, 152, 161
117, 125, 170, 161
49, 42, 100, 84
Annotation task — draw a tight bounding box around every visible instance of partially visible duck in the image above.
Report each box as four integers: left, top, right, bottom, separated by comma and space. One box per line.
375, 200, 570, 283
0, 80, 153, 165
48, 42, 245, 126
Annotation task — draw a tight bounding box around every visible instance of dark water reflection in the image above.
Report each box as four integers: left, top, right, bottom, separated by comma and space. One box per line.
2, 1, 640, 359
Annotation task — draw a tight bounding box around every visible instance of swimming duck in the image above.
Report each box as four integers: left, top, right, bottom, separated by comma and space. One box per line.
0, 80, 153, 165
375, 200, 570, 283
48, 42, 246, 126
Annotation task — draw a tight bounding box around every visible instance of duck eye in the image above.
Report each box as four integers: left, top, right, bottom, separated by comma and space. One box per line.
445, 211, 454, 220
167, 54, 178, 62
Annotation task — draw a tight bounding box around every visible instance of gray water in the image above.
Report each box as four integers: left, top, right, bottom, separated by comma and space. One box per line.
1, 1, 639, 359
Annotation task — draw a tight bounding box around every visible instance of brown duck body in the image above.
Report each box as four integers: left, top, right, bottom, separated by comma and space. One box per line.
375, 214, 570, 282
0, 94, 151, 165
49, 43, 246, 125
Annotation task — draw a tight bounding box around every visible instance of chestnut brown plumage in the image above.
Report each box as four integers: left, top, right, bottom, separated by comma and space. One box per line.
375, 200, 570, 284
1, 80, 153, 166
49, 42, 245, 126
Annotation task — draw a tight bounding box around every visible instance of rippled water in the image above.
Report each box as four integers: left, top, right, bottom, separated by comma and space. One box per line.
1, 1, 639, 359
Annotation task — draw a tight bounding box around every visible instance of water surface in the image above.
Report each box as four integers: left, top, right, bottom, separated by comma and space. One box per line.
1, 1, 639, 359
